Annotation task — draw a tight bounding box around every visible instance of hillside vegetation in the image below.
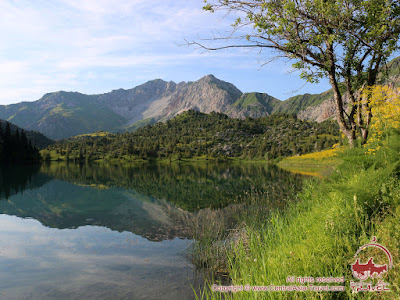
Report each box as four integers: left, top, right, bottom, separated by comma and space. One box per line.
274, 89, 335, 115
43, 111, 339, 162
0, 120, 54, 149
0, 121, 41, 163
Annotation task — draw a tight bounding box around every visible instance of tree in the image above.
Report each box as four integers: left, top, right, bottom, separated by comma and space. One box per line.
4, 122, 11, 141
193, 0, 400, 146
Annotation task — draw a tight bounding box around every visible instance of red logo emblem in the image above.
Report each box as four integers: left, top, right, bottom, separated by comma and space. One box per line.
351, 237, 393, 281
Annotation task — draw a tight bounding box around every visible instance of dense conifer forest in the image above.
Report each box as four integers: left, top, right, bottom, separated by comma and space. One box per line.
45, 111, 340, 162
0, 122, 41, 163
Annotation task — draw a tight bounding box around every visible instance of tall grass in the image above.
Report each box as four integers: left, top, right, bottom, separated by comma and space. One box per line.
198, 132, 400, 299
187, 187, 298, 286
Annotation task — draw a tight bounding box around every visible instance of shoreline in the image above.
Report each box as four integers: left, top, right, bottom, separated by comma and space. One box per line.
193, 135, 400, 299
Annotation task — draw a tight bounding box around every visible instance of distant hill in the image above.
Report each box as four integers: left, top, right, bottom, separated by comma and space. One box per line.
274, 90, 335, 116
228, 92, 281, 118
2, 57, 400, 139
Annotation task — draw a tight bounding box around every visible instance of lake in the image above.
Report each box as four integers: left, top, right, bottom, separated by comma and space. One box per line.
0, 162, 305, 299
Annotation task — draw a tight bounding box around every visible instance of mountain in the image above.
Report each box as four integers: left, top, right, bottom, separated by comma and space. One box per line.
111, 75, 243, 124
272, 89, 340, 123
0, 75, 274, 139
274, 89, 334, 116
0, 92, 126, 140
2, 57, 400, 139
156, 75, 242, 120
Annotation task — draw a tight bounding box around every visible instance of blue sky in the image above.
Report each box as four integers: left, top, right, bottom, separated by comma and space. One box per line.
0, 0, 335, 105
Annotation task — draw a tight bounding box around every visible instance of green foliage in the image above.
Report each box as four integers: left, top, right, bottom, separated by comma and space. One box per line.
203, 0, 400, 85
24, 131, 54, 149
201, 0, 400, 146
45, 110, 340, 162
0, 120, 54, 149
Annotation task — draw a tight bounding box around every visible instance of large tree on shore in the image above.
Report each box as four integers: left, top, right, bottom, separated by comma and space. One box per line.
192, 0, 400, 146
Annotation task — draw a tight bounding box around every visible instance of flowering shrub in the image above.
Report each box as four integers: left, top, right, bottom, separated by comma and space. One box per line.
362, 85, 400, 154
286, 147, 342, 160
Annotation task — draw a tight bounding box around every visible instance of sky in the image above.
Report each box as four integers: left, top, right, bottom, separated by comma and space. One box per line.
0, 0, 336, 105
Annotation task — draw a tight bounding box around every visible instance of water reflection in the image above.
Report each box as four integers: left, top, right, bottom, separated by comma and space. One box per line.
0, 215, 197, 300
40, 162, 304, 211
0, 162, 304, 241
0, 162, 305, 299
0, 164, 49, 199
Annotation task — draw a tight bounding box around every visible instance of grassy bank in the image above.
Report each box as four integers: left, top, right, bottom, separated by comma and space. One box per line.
199, 132, 400, 299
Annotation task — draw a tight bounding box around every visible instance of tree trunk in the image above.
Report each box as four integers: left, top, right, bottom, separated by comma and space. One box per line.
329, 73, 357, 148
361, 128, 369, 145
343, 128, 357, 148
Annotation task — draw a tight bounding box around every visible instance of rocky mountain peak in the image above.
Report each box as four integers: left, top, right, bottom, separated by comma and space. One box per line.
199, 74, 217, 82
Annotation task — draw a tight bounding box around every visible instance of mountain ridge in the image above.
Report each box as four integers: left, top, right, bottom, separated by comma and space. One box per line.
2, 57, 400, 139
0, 75, 254, 139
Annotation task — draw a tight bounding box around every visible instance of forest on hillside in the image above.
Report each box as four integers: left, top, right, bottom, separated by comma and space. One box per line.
44, 111, 340, 162
0, 122, 41, 163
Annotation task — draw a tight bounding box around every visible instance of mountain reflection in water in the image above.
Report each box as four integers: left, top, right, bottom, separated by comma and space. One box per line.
0, 162, 304, 241
0, 162, 305, 299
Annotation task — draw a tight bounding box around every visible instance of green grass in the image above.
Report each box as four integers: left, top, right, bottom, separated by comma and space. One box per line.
198, 132, 400, 299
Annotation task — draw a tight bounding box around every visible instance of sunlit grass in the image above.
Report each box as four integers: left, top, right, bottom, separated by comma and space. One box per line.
74, 131, 113, 138
278, 147, 344, 177
286, 147, 343, 160
197, 132, 400, 299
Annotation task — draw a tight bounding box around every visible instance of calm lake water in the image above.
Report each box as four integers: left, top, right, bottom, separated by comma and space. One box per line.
0, 162, 305, 300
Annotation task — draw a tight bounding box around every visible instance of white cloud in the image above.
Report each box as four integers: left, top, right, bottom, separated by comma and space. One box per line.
0, 0, 266, 104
